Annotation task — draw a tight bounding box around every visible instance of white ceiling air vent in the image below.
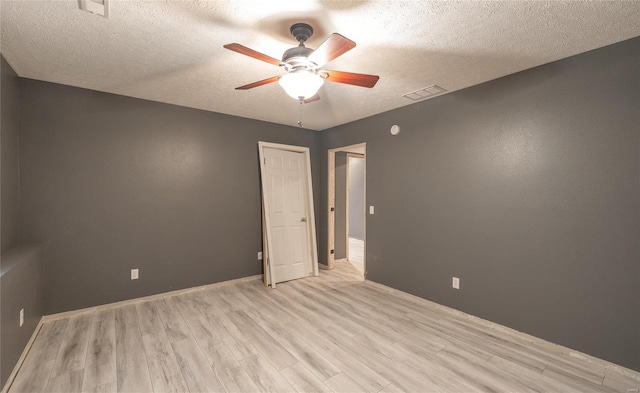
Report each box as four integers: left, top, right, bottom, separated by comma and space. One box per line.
402, 85, 446, 101
78, 0, 109, 18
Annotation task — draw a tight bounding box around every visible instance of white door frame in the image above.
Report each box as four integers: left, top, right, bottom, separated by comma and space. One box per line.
327, 143, 366, 272
259, 141, 319, 288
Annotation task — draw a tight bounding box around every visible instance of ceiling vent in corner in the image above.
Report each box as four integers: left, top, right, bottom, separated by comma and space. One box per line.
78, 0, 109, 18
402, 85, 446, 101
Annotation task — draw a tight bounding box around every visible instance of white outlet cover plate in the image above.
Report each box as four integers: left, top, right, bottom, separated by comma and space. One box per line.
131, 269, 139, 280
258, 251, 263, 260
452, 277, 460, 289
20, 308, 24, 327
369, 206, 375, 215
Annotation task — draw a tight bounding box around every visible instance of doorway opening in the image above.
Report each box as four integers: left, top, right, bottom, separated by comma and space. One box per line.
327, 143, 366, 278
346, 153, 365, 273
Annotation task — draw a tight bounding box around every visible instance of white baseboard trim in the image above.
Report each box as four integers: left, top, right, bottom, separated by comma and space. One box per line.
364, 279, 640, 381
43, 274, 263, 322
1, 317, 44, 393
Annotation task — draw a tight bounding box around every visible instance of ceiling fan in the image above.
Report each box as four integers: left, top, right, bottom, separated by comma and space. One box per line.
223, 23, 379, 103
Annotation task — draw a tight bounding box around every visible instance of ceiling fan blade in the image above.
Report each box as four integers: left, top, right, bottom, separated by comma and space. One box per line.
308, 33, 356, 67
223, 43, 283, 66
323, 70, 380, 88
303, 93, 320, 104
235, 76, 280, 90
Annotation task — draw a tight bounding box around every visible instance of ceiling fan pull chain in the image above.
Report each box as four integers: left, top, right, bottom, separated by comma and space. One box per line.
297, 98, 304, 128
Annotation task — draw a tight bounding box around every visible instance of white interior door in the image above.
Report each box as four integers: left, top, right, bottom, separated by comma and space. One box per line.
262, 146, 314, 284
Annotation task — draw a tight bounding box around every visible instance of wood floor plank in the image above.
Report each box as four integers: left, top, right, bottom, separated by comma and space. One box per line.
172, 293, 223, 350
198, 287, 239, 314
172, 337, 226, 393
83, 381, 117, 393
226, 310, 298, 370
155, 297, 192, 343
602, 372, 640, 392
239, 353, 296, 393
279, 362, 333, 393
379, 383, 405, 393
285, 284, 401, 347
486, 355, 583, 392
245, 308, 341, 381
115, 305, 153, 393
50, 313, 93, 377
444, 315, 609, 383
93, 308, 115, 322
542, 366, 611, 393
351, 333, 479, 392
294, 282, 408, 346
320, 327, 443, 392
239, 283, 299, 323
232, 285, 296, 326
9, 319, 69, 393
82, 315, 117, 391
282, 319, 389, 393
262, 287, 331, 329
142, 330, 189, 393
207, 343, 242, 370
45, 368, 84, 393
206, 313, 258, 361
135, 300, 164, 336
323, 372, 368, 393
434, 316, 549, 373
82, 382, 116, 393
209, 344, 260, 393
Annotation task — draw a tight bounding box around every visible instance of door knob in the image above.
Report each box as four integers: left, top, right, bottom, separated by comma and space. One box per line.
301, 218, 307, 222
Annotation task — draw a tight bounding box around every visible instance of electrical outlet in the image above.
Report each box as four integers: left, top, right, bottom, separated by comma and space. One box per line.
258, 251, 263, 260
131, 269, 139, 280
369, 205, 375, 214
20, 308, 24, 327
452, 277, 460, 289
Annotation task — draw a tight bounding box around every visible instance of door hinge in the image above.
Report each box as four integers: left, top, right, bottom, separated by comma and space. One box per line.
330, 249, 335, 254
264, 157, 266, 164
330, 207, 335, 212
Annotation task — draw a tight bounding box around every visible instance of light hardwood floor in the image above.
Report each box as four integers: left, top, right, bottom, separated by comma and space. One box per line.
7, 261, 640, 393
348, 237, 364, 273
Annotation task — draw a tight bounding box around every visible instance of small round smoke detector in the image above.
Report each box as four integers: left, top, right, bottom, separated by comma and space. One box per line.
390, 124, 400, 135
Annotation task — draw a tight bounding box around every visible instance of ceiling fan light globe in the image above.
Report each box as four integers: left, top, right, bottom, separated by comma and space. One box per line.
279, 70, 324, 100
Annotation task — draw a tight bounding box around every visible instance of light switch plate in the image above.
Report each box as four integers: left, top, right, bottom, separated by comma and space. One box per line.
258, 251, 263, 260
131, 269, 139, 280
452, 277, 460, 289
369, 206, 375, 215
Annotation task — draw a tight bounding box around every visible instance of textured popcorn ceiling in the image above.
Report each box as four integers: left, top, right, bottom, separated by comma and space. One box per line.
1, 1, 639, 131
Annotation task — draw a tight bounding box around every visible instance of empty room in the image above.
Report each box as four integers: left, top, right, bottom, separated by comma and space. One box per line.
1, 1, 639, 392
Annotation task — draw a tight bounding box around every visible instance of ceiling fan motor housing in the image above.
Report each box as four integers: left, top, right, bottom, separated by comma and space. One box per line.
282, 23, 318, 71
282, 46, 316, 69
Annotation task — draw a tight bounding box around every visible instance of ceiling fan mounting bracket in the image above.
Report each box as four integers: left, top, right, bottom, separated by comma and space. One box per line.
290, 23, 314, 45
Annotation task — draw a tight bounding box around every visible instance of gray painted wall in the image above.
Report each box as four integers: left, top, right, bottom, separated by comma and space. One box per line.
348, 156, 365, 241
1, 56, 44, 389
1, 55, 20, 252
319, 37, 640, 371
19, 79, 320, 314
1, 245, 44, 388
334, 152, 347, 259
